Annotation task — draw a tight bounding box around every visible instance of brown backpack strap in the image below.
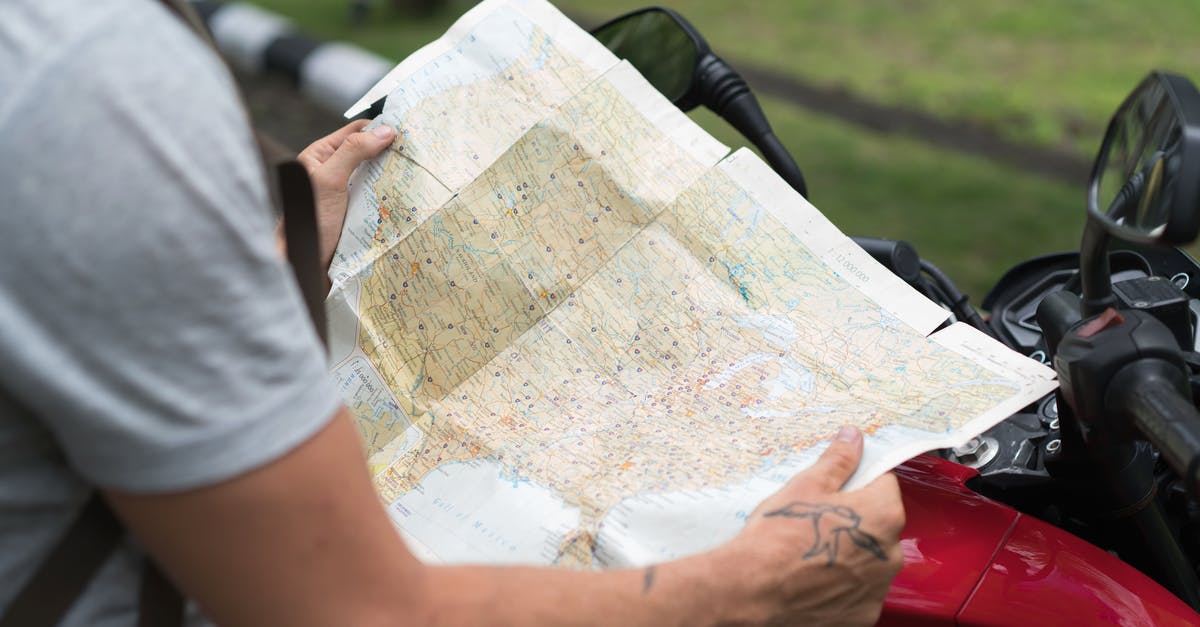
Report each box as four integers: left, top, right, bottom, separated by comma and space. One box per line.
0, 494, 122, 627
0, 492, 187, 627
155, 0, 218, 49
137, 560, 185, 627
276, 160, 329, 345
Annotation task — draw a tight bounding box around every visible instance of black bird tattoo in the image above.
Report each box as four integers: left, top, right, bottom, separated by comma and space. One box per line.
763, 502, 889, 566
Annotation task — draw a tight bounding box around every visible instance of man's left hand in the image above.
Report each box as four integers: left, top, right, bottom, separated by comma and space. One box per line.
296, 120, 396, 271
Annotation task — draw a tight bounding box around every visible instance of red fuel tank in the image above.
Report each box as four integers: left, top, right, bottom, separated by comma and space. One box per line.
878, 454, 1198, 626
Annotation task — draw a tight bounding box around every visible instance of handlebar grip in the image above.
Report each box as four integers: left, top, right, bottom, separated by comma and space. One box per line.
1109, 359, 1200, 497
851, 237, 921, 285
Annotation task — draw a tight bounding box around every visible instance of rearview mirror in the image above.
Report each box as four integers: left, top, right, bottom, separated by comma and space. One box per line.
1078, 72, 1200, 315
590, 7, 706, 110
590, 7, 809, 197
1089, 72, 1200, 246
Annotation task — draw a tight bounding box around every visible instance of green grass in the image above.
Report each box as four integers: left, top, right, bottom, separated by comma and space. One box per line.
253, 1, 1200, 157
700, 98, 1082, 300
242, 0, 478, 59
240, 0, 1194, 301
554, 0, 1200, 157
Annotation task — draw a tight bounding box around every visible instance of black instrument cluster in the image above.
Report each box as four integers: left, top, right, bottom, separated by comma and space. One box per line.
942, 245, 1200, 487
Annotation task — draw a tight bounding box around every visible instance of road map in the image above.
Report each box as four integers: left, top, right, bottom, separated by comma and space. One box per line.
328, 0, 1058, 567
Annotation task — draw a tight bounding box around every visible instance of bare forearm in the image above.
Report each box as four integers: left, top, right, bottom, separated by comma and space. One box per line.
409, 552, 744, 627
111, 410, 899, 627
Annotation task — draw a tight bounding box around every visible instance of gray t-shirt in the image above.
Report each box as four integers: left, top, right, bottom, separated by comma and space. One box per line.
0, 1, 342, 624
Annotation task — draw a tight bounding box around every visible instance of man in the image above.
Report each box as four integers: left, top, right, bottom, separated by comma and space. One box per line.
0, 0, 905, 625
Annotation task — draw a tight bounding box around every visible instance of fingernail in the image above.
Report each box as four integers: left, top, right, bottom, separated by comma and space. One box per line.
835, 425, 859, 442
372, 125, 395, 139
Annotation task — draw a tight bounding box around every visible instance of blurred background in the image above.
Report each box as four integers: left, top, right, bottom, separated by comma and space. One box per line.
234, 0, 1200, 302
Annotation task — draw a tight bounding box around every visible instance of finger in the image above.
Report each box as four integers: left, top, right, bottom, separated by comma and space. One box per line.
850, 472, 905, 537
789, 425, 864, 495
298, 120, 372, 169
855, 469, 900, 499
298, 119, 371, 167
887, 537, 907, 574
321, 119, 372, 152
318, 125, 396, 188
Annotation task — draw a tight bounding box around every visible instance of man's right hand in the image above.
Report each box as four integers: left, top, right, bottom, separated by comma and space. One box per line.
711, 425, 906, 626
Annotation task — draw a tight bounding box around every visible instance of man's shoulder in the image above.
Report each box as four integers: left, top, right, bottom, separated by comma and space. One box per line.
0, 0, 240, 128
0, 0, 176, 87
0, 0, 264, 236
0, 0, 338, 490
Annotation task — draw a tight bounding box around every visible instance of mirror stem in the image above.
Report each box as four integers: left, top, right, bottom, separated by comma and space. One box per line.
1079, 216, 1118, 317
756, 131, 809, 199
697, 54, 808, 198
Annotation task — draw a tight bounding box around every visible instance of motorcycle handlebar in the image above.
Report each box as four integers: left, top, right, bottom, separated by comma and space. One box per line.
1109, 359, 1200, 498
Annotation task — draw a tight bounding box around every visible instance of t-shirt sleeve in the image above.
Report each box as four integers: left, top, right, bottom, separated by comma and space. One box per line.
0, 5, 342, 492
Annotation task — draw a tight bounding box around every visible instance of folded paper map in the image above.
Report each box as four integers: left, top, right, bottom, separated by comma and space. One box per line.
327, 0, 1057, 567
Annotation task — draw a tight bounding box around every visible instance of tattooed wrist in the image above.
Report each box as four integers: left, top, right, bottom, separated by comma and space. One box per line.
641, 565, 657, 594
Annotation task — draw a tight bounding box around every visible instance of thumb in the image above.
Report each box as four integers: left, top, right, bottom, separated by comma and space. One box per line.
788, 425, 865, 495
320, 124, 396, 187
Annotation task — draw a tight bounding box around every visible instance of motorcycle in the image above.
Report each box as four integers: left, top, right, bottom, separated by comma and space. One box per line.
591, 7, 1200, 625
